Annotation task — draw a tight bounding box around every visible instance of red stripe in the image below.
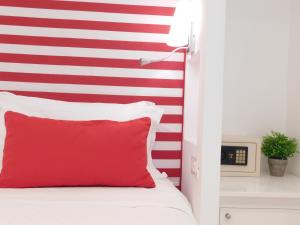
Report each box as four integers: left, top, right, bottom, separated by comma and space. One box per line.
152, 151, 182, 159
0, 0, 175, 16
158, 168, 181, 177
0, 16, 170, 34
0, 34, 183, 52
156, 132, 182, 141
0, 53, 184, 71
160, 115, 183, 123
0, 91, 183, 106
0, 72, 183, 88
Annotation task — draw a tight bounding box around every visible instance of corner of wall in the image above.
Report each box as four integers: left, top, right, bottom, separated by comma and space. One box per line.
286, 0, 300, 176
181, 1, 226, 225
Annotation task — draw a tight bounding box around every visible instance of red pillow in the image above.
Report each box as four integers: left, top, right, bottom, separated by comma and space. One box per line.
0, 111, 155, 188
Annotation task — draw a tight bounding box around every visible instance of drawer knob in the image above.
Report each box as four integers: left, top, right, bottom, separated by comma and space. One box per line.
225, 213, 231, 220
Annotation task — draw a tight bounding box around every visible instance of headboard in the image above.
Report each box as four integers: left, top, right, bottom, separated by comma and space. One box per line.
0, 0, 185, 188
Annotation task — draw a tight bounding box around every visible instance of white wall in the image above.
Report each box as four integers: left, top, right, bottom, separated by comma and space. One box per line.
287, 0, 300, 176
223, 0, 300, 175
182, 0, 226, 225
222, 0, 290, 138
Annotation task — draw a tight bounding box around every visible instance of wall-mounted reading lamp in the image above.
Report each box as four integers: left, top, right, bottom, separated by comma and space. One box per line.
140, 0, 196, 66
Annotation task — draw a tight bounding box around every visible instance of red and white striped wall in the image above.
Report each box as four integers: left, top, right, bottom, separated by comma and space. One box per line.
0, 0, 185, 188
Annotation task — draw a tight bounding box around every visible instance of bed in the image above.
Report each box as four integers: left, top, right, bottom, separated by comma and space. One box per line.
0, 93, 196, 224
0, 178, 197, 225
0, 0, 190, 223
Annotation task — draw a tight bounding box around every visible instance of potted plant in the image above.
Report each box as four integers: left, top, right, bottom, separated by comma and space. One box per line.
262, 131, 298, 177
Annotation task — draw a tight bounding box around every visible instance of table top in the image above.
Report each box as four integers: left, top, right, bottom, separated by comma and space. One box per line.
220, 173, 300, 199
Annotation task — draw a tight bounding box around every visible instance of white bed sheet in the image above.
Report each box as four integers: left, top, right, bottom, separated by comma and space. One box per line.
0, 178, 197, 225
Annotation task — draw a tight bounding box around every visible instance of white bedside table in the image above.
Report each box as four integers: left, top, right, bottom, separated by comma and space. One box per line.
220, 173, 300, 225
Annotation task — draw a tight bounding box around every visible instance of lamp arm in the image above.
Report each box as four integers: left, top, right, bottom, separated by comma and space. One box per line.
139, 46, 188, 66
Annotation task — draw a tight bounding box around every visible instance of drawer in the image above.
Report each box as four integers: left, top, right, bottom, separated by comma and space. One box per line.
220, 208, 300, 225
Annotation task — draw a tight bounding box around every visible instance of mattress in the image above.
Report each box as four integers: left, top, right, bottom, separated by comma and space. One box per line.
0, 178, 197, 225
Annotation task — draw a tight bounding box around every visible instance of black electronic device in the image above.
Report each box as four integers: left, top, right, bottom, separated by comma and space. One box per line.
221, 146, 248, 166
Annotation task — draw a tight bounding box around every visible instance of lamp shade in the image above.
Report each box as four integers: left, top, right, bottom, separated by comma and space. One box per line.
167, 0, 193, 47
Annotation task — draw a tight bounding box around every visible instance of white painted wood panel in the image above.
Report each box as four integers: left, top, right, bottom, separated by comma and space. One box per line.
220, 208, 300, 225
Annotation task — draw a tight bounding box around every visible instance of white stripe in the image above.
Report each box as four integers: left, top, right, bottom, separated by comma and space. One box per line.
168, 177, 180, 186
58, 0, 179, 7
0, 6, 173, 25
0, 81, 182, 97
160, 105, 182, 115
153, 159, 181, 169
157, 123, 182, 133
0, 44, 184, 62
0, 63, 184, 80
153, 141, 181, 151
0, 25, 167, 43
0, 80, 183, 113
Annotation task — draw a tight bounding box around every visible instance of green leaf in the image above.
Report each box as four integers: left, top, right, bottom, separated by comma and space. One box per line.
261, 131, 298, 159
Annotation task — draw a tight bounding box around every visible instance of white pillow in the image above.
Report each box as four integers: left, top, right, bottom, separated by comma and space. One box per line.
0, 92, 165, 178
